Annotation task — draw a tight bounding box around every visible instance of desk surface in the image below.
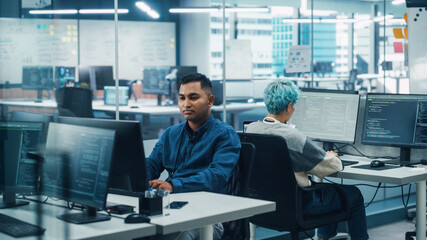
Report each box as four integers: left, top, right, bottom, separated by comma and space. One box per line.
331, 154, 427, 185
0, 200, 155, 240
0, 99, 265, 115
108, 191, 276, 235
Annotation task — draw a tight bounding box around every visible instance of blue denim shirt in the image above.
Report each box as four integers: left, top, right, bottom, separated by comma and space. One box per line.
146, 114, 241, 194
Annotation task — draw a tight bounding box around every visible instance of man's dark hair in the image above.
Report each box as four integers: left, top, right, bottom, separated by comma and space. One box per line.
177, 73, 212, 92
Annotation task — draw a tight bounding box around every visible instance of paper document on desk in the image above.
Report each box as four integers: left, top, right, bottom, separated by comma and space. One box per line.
286, 45, 311, 73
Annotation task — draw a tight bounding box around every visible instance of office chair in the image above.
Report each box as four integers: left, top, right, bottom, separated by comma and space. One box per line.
340, 69, 368, 92
222, 142, 256, 240
238, 133, 350, 240
55, 87, 94, 118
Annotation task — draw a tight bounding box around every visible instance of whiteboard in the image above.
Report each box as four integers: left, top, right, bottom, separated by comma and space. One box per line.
0, 18, 176, 85
286, 45, 311, 73
0, 18, 78, 84
79, 20, 176, 80
408, 8, 427, 94
225, 39, 252, 80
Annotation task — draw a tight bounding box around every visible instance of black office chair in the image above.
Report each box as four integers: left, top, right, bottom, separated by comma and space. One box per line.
340, 69, 368, 92
222, 142, 256, 240
55, 87, 94, 118
238, 133, 350, 240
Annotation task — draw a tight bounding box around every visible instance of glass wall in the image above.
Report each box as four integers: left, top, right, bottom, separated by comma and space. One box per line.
0, 0, 410, 134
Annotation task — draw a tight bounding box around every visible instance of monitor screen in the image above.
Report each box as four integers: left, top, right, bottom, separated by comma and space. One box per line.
22, 66, 54, 90
58, 117, 148, 195
55, 66, 76, 88
142, 66, 171, 95
0, 122, 44, 208
41, 123, 115, 210
169, 66, 197, 82
361, 94, 427, 148
78, 66, 114, 90
10, 111, 54, 146
104, 86, 129, 106
288, 89, 360, 148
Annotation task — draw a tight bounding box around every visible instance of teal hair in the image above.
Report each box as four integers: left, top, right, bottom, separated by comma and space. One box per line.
264, 79, 299, 115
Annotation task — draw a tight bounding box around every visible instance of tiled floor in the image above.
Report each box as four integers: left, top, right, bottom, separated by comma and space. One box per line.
310, 219, 416, 240
367, 219, 415, 240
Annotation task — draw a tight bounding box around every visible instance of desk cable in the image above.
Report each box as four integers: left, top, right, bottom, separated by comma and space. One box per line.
323, 178, 413, 208
333, 143, 399, 159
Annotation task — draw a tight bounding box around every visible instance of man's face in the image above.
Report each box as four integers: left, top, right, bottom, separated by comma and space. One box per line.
178, 81, 214, 123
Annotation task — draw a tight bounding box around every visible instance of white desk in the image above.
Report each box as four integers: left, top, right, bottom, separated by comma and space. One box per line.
0, 99, 265, 130
0, 200, 156, 240
331, 155, 427, 239
108, 191, 276, 240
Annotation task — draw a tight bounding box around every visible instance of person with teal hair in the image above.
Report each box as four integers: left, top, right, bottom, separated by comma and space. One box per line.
246, 79, 369, 240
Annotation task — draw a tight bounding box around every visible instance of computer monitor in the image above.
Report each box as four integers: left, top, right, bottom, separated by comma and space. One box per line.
10, 111, 54, 146
288, 89, 360, 151
58, 117, 148, 195
41, 122, 115, 224
104, 86, 129, 106
22, 66, 54, 101
168, 66, 198, 105
55, 66, 76, 88
142, 66, 171, 105
78, 66, 114, 91
361, 93, 427, 165
0, 122, 44, 208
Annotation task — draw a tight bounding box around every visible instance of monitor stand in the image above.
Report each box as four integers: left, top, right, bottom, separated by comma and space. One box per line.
57, 206, 111, 224
383, 147, 420, 166
157, 94, 163, 106
0, 191, 29, 209
34, 90, 43, 103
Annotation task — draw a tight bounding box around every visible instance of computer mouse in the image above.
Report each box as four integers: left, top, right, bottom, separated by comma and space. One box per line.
124, 213, 150, 223
370, 160, 385, 168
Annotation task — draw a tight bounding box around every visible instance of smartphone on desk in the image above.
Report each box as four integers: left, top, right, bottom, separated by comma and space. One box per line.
167, 201, 188, 209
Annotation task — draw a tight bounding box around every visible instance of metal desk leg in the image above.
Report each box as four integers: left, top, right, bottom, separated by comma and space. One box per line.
250, 223, 256, 240
200, 224, 213, 240
416, 180, 426, 239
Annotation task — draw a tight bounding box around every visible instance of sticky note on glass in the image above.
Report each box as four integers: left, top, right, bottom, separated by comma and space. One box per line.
393, 28, 404, 39
393, 42, 403, 53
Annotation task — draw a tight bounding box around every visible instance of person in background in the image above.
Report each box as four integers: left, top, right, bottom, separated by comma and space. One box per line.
246, 79, 369, 240
146, 73, 241, 240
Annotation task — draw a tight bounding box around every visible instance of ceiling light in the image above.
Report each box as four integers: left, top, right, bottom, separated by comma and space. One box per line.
225, 7, 269, 13
136, 1, 160, 19
29, 9, 78, 14
169, 8, 219, 13
392, 0, 406, 5
169, 7, 269, 14
79, 9, 129, 14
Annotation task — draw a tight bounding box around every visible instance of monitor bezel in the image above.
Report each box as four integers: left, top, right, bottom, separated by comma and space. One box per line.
292, 88, 361, 145
0, 121, 44, 195
41, 122, 116, 210
142, 66, 172, 95
57, 117, 148, 196
361, 93, 427, 148
21, 66, 54, 90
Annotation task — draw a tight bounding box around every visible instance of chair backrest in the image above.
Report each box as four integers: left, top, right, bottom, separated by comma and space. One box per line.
349, 69, 358, 84
222, 142, 256, 240
55, 87, 94, 118
238, 132, 300, 231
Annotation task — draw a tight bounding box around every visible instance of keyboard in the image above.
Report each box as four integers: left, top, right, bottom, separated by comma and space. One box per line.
341, 159, 359, 166
0, 213, 45, 237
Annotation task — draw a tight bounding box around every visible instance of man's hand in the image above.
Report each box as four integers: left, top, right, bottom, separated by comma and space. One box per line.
149, 180, 173, 193
327, 150, 338, 157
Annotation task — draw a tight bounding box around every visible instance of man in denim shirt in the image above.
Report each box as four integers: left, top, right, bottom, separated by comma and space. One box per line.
146, 73, 241, 240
